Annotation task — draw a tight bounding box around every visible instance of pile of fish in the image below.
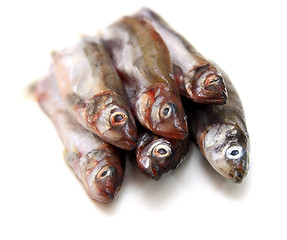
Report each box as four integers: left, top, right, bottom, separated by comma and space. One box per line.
34, 8, 250, 203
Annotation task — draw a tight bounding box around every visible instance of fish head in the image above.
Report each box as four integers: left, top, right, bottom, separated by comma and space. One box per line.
185, 65, 227, 105
136, 132, 180, 180
202, 123, 249, 183
137, 85, 188, 139
82, 148, 125, 203
85, 93, 137, 150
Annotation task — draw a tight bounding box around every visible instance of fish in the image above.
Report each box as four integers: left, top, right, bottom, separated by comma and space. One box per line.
136, 8, 227, 105
136, 127, 190, 180
184, 72, 249, 183
101, 16, 188, 139
53, 36, 137, 151
35, 69, 125, 202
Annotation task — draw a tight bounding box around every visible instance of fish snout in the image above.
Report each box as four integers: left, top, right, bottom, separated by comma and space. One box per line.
137, 156, 162, 180
230, 166, 248, 183
173, 117, 189, 140
120, 123, 137, 150
233, 171, 243, 183
120, 133, 137, 151
150, 165, 162, 180
91, 166, 123, 202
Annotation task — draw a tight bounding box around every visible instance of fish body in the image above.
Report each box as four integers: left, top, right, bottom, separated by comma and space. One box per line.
137, 8, 227, 105
102, 16, 188, 139
136, 129, 189, 180
186, 73, 249, 183
36, 70, 125, 202
53, 37, 137, 150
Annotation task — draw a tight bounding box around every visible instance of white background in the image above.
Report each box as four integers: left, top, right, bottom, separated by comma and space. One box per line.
1, 0, 286, 239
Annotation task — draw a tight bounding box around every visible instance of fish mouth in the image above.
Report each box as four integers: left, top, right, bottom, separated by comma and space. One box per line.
137, 156, 162, 180
159, 116, 189, 140
141, 165, 162, 180
118, 127, 137, 150
157, 128, 188, 140
88, 186, 116, 203
93, 189, 116, 203
94, 177, 122, 203
150, 165, 162, 180
119, 137, 137, 151
228, 169, 247, 183
194, 90, 227, 105
174, 129, 189, 140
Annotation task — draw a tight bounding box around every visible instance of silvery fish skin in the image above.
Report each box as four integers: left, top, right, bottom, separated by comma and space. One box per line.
102, 16, 188, 139
35, 70, 125, 202
53, 37, 137, 150
186, 73, 249, 183
136, 130, 189, 180
137, 8, 227, 105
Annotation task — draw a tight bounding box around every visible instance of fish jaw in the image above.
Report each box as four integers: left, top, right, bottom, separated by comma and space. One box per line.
85, 93, 137, 150
136, 86, 188, 139
201, 123, 249, 183
184, 65, 227, 105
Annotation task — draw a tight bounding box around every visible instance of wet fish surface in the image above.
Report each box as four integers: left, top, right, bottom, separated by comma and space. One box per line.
53, 37, 137, 150
185, 72, 249, 183
101, 16, 188, 139
137, 8, 227, 105
35, 69, 125, 202
136, 127, 190, 180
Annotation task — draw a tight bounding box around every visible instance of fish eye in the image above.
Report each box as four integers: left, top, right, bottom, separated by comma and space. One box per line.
204, 75, 222, 87
226, 145, 245, 160
96, 166, 112, 180
110, 112, 127, 126
152, 144, 172, 158
160, 103, 175, 119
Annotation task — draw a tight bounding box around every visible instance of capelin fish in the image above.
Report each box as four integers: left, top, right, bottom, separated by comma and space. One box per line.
185, 72, 249, 183
35, 70, 125, 202
101, 16, 188, 139
53, 37, 137, 150
136, 8, 227, 105
136, 128, 189, 180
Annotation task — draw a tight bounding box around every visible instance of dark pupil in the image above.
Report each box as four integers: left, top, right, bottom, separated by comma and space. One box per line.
157, 148, 167, 155
101, 170, 108, 177
230, 150, 239, 156
163, 107, 170, 116
114, 114, 124, 122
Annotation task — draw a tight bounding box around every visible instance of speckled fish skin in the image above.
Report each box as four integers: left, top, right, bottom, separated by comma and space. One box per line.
53, 37, 137, 151
102, 16, 188, 140
35, 70, 125, 203
136, 8, 227, 105
185, 73, 249, 183
136, 129, 189, 180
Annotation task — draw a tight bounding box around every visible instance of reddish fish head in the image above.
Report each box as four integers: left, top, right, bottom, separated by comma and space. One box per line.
85, 93, 137, 150
202, 123, 249, 183
136, 132, 189, 180
136, 85, 188, 139
82, 148, 125, 203
184, 65, 227, 105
